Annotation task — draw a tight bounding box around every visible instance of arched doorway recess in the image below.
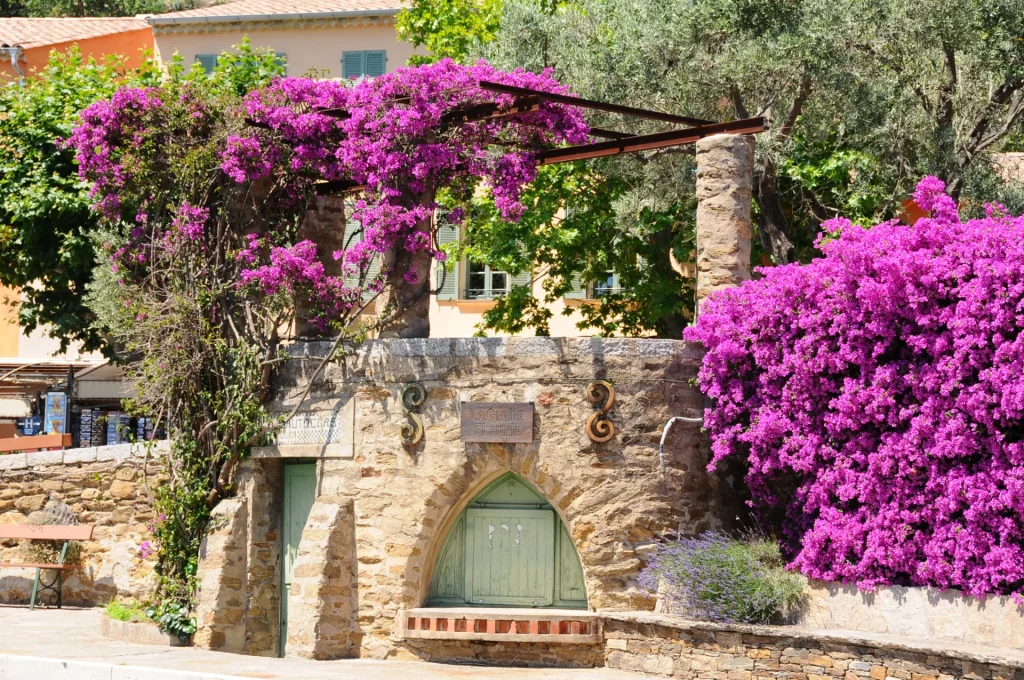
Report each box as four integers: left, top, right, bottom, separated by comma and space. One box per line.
427, 473, 587, 609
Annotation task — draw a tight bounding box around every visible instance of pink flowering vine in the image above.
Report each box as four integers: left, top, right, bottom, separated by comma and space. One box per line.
686, 177, 1024, 601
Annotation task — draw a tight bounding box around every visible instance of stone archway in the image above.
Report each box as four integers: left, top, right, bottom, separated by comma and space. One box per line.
425, 472, 587, 610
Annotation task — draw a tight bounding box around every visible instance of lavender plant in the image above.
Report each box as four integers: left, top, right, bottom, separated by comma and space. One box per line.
639, 532, 805, 624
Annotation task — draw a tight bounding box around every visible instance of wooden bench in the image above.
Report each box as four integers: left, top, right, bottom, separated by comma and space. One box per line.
0, 524, 94, 609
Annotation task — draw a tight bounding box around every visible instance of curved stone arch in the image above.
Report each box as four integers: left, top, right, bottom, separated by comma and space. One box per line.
404, 456, 591, 611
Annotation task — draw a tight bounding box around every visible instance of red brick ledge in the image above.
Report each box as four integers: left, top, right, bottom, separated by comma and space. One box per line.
398, 607, 600, 644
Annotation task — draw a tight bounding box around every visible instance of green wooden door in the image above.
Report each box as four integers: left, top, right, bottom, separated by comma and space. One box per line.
465, 508, 555, 606
280, 463, 316, 657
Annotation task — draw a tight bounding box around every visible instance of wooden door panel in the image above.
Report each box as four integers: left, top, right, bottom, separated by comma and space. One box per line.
465, 508, 554, 606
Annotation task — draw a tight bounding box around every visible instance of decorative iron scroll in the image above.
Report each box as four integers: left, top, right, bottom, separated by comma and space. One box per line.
585, 380, 615, 443
400, 383, 426, 446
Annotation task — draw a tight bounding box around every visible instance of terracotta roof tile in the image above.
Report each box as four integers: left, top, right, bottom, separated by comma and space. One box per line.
150, 0, 406, 22
0, 17, 150, 50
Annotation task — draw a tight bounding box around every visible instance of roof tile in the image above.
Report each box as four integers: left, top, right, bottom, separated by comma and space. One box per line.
0, 17, 149, 50
151, 0, 405, 22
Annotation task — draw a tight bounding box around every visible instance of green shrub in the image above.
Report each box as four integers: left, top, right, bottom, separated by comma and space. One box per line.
104, 599, 149, 622
639, 532, 806, 624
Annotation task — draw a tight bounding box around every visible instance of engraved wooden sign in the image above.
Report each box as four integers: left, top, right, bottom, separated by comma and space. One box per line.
460, 402, 534, 443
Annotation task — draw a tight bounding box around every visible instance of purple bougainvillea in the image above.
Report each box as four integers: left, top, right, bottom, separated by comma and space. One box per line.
685, 177, 1024, 600
65, 59, 588, 330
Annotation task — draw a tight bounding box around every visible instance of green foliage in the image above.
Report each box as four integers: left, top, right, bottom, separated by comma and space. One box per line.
641, 532, 806, 625
397, 0, 506, 65
0, 49, 159, 356
443, 163, 695, 337
105, 599, 150, 622
78, 42, 287, 631
444, 0, 1024, 336
146, 601, 196, 640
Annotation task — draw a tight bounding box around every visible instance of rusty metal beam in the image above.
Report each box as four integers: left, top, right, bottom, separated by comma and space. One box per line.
538, 117, 764, 165
441, 96, 541, 127
589, 127, 636, 140
478, 80, 714, 127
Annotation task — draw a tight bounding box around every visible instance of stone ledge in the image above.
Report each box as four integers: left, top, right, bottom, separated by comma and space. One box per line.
600, 611, 1024, 668
399, 607, 600, 644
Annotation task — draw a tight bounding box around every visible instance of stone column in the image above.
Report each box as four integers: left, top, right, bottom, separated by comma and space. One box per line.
296, 196, 349, 337
236, 459, 283, 657
694, 134, 755, 310
286, 496, 357, 660
192, 497, 249, 652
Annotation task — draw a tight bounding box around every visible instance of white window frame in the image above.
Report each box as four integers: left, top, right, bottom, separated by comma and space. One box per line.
465, 261, 510, 300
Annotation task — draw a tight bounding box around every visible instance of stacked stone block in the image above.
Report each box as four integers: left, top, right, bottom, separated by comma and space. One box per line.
603, 613, 1024, 680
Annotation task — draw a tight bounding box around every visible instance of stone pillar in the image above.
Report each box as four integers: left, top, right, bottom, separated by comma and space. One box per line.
192, 497, 248, 652
694, 133, 755, 310
286, 496, 357, 660
296, 195, 349, 337
236, 459, 283, 657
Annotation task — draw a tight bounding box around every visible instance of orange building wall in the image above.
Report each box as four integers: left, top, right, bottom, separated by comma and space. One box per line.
0, 27, 153, 81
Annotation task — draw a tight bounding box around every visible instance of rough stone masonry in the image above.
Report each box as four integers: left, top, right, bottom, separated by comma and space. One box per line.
191, 337, 726, 663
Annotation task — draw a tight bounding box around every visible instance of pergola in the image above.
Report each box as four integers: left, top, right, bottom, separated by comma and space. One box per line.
304, 80, 765, 194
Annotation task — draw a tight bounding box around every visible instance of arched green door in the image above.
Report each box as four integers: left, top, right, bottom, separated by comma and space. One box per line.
428, 474, 587, 609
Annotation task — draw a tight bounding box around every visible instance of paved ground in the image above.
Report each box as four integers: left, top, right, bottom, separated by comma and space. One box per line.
0, 606, 648, 679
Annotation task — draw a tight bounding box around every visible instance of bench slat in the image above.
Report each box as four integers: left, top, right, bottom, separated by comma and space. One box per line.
0, 525, 94, 541
0, 563, 80, 569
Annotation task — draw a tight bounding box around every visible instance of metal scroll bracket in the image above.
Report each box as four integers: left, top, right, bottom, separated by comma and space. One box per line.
585, 380, 615, 443
400, 383, 426, 446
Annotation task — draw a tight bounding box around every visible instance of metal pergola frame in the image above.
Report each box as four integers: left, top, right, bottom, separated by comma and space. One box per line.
290, 79, 765, 194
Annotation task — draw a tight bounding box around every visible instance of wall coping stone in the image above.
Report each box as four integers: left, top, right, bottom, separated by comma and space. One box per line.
0, 440, 169, 470
600, 611, 1024, 668
285, 336, 697, 363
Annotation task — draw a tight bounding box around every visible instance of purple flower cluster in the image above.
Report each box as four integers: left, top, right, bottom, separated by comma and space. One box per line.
67, 61, 587, 328
225, 58, 588, 276
685, 177, 1024, 599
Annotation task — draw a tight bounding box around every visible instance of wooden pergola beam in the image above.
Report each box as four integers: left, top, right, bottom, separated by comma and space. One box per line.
478, 80, 714, 127
538, 117, 765, 164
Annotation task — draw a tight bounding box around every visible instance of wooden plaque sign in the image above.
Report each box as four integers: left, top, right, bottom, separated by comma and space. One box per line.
460, 402, 534, 443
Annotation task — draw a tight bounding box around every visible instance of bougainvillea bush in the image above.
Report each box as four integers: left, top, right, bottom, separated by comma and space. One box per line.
67, 53, 588, 622
685, 177, 1024, 601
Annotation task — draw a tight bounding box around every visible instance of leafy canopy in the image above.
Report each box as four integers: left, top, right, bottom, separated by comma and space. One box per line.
404, 0, 1024, 338
0, 48, 160, 355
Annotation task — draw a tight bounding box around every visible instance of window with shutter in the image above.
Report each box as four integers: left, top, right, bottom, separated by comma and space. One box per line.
564, 273, 587, 299
435, 224, 460, 301
340, 202, 380, 303
365, 50, 387, 77
195, 54, 218, 74
510, 269, 532, 291
342, 51, 365, 80
274, 52, 287, 74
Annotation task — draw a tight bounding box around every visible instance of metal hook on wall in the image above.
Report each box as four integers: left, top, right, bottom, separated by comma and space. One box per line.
585, 380, 615, 443
399, 383, 426, 446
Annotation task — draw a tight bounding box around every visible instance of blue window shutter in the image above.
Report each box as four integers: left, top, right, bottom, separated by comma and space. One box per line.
436, 224, 460, 301
365, 50, 387, 77
342, 51, 365, 80
195, 54, 218, 74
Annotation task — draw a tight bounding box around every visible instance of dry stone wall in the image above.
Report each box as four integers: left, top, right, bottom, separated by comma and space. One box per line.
603, 612, 1024, 680
241, 336, 721, 662
0, 442, 166, 606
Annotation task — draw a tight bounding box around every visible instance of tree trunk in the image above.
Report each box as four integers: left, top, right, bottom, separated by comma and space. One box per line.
377, 186, 434, 339
753, 164, 796, 265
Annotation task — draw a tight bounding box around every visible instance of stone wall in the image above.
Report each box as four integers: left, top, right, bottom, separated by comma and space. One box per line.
234, 337, 721, 661
0, 442, 166, 606
801, 581, 1024, 652
603, 612, 1024, 680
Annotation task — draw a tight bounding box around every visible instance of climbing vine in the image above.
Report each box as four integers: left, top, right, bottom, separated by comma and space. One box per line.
69, 56, 588, 627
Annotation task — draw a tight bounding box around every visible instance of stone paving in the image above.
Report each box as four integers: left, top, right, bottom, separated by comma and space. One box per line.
0, 606, 650, 679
